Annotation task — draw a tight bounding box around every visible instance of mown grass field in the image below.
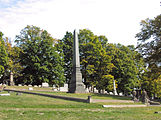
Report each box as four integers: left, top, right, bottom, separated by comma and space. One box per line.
5, 86, 131, 100
0, 87, 161, 120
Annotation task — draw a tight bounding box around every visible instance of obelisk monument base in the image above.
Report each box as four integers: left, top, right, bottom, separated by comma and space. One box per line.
69, 68, 85, 93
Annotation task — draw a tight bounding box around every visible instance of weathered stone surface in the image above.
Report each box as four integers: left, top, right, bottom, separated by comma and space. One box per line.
68, 30, 85, 93
42, 82, 49, 88
60, 84, 68, 92
149, 101, 160, 105
0, 93, 10, 96
113, 80, 117, 95
34, 85, 38, 87
28, 87, 33, 90
10, 72, 14, 86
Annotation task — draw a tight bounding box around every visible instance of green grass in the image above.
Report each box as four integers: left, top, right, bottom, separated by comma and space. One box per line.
6, 86, 53, 91
6, 86, 131, 100
0, 91, 161, 120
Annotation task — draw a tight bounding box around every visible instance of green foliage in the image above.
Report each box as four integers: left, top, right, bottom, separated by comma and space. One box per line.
4, 38, 24, 83
58, 29, 144, 94
57, 29, 114, 91
141, 69, 161, 98
106, 44, 144, 94
79, 29, 114, 91
10, 46, 23, 79
55, 32, 73, 83
136, 14, 161, 97
0, 32, 9, 79
99, 75, 114, 91
15, 25, 65, 86
136, 15, 161, 66
153, 75, 161, 98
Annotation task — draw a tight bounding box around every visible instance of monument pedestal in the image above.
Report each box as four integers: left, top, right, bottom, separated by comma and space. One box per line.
69, 68, 85, 93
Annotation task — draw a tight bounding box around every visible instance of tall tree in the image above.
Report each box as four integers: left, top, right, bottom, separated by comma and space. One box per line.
4, 37, 23, 84
55, 32, 73, 83
15, 25, 65, 86
0, 32, 9, 81
136, 14, 161, 74
136, 15, 161, 97
79, 29, 114, 91
106, 44, 144, 95
79, 29, 95, 86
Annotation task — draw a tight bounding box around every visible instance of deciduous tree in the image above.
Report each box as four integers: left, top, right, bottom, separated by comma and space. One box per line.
15, 25, 65, 86
0, 32, 9, 81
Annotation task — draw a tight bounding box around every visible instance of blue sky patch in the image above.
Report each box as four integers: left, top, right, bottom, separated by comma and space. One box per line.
0, 0, 24, 9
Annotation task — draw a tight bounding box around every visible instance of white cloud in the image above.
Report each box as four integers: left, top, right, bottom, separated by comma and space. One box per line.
0, 0, 160, 45
0, 0, 12, 3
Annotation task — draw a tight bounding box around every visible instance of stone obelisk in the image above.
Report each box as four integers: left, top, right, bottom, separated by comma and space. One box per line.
68, 30, 85, 93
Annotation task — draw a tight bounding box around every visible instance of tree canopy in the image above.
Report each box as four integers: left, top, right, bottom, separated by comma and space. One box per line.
136, 15, 161, 97
136, 14, 161, 73
15, 25, 65, 86
0, 32, 9, 80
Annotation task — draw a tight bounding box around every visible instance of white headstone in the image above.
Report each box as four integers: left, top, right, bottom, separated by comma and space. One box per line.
42, 82, 49, 88
119, 92, 123, 96
28, 87, 33, 90
94, 88, 99, 93
85, 88, 89, 93
53, 89, 58, 91
34, 85, 38, 87
38, 85, 41, 87
89, 86, 91, 89
59, 84, 68, 92
53, 85, 56, 88
59, 84, 67, 92
0, 93, 10, 96
18, 84, 22, 86
95, 89, 99, 93
64, 84, 68, 88
28, 85, 32, 87
59, 87, 68, 92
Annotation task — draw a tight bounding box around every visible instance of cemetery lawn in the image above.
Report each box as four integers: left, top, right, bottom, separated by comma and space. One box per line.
0, 91, 161, 120
6, 86, 131, 100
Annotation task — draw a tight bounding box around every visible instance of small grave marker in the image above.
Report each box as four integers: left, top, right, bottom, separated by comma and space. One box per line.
0, 93, 10, 96
28, 87, 33, 90
42, 82, 49, 88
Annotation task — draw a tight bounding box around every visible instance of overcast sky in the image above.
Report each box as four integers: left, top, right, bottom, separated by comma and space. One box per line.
0, 0, 160, 46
